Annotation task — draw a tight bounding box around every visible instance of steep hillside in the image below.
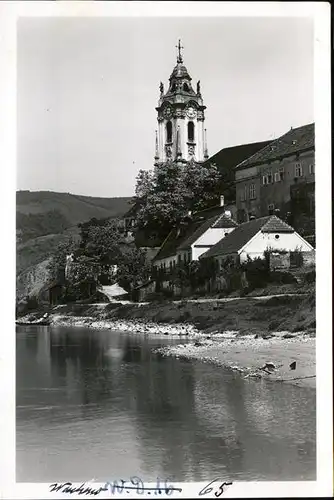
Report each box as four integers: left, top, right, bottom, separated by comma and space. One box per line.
17, 191, 132, 226
16, 191, 133, 300
17, 228, 80, 276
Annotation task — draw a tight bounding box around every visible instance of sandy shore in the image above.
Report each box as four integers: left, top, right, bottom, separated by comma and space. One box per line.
156, 334, 316, 389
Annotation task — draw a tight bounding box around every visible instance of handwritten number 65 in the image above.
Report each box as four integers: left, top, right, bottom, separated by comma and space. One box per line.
198, 478, 220, 496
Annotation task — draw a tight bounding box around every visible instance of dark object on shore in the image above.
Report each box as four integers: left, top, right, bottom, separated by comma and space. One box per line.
260, 362, 276, 372
194, 341, 202, 347
289, 361, 297, 370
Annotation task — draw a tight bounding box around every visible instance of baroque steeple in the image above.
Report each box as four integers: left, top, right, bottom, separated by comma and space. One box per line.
154, 40, 208, 165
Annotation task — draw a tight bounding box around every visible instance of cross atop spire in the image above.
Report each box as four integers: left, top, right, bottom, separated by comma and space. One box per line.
176, 39, 184, 63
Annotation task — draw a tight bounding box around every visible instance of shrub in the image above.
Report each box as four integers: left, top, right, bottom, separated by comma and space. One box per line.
269, 270, 298, 284
242, 257, 269, 289
304, 269, 316, 283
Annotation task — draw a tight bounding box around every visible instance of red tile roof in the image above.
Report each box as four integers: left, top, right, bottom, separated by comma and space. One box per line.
235, 123, 314, 170
200, 216, 294, 259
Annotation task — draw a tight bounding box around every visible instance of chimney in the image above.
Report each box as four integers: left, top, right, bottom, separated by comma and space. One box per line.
220, 195, 225, 207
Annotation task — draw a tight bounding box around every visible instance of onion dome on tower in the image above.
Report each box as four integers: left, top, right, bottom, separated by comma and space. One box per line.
154, 40, 209, 165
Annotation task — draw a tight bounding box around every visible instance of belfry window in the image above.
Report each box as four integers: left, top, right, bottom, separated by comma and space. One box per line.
188, 121, 195, 142
183, 83, 189, 92
166, 121, 172, 143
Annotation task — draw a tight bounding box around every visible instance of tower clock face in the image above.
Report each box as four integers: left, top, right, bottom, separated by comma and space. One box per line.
186, 106, 197, 118
163, 105, 173, 118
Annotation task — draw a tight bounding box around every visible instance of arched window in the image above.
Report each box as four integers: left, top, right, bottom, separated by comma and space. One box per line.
183, 83, 189, 92
166, 121, 172, 143
188, 121, 195, 142
171, 83, 176, 92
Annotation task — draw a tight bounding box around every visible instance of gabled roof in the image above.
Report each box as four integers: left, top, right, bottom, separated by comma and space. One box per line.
123, 202, 138, 219
200, 216, 294, 259
212, 214, 239, 229
235, 123, 314, 170
153, 206, 238, 261
178, 213, 238, 250
205, 140, 272, 173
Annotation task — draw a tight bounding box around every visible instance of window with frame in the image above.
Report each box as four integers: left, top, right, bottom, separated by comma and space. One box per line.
279, 167, 285, 181
309, 164, 315, 174
295, 163, 303, 177
249, 184, 256, 199
240, 185, 247, 201
187, 121, 195, 142
166, 121, 173, 143
267, 171, 273, 184
274, 172, 280, 182
262, 175, 268, 185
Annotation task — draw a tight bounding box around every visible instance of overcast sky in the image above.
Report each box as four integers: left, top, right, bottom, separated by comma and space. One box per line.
17, 16, 314, 197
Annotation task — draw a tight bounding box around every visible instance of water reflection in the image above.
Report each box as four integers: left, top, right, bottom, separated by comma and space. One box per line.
16, 326, 316, 482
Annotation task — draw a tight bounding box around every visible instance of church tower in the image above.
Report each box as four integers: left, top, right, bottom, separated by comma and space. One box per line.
154, 40, 209, 165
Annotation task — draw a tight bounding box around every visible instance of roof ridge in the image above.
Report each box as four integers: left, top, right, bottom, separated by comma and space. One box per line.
235, 140, 274, 170
235, 122, 315, 170
152, 228, 175, 261
192, 204, 222, 216
207, 139, 271, 160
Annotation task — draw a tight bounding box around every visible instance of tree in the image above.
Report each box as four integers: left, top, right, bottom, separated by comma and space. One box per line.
81, 219, 125, 264
116, 246, 151, 292
65, 255, 101, 300
134, 160, 222, 236
47, 217, 152, 301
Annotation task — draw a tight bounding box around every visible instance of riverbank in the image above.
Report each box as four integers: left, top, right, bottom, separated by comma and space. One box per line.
17, 291, 315, 337
155, 334, 316, 389
16, 293, 316, 388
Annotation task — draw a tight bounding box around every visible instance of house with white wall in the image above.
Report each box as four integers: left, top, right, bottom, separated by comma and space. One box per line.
200, 215, 314, 266
153, 205, 238, 271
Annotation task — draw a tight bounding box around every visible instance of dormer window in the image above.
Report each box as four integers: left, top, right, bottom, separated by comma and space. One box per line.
188, 121, 195, 142
166, 121, 173, 143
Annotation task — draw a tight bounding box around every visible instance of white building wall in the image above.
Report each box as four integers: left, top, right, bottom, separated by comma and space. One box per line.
192, 227, 236, 261
239, 231, 314, 263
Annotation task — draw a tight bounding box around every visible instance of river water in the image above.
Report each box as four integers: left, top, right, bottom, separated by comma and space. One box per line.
16, 325, 316, 483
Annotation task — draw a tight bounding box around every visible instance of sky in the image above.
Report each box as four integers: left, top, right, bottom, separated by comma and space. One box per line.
17, 15, 314, 197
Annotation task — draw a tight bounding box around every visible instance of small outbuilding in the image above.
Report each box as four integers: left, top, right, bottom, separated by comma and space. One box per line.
100, 283, 129, 301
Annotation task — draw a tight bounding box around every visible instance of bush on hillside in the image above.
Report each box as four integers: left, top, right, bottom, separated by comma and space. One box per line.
304, 269, 316, 283
269, 270, 298, 284
241, 257, 269, 290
